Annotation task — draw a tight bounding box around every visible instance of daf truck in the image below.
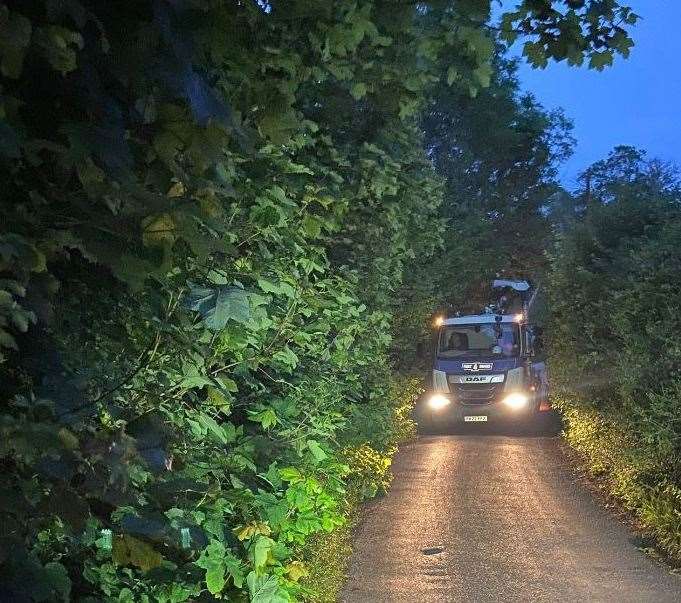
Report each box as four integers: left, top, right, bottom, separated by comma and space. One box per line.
415, 280, 549, 429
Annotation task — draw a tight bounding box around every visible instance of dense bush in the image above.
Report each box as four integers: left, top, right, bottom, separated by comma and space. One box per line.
300, 377, 420, 602
0, 2, 447, 600
548, 147, 681, 559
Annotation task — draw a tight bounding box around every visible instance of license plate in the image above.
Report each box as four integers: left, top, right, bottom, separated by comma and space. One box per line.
464, 415, 487, 422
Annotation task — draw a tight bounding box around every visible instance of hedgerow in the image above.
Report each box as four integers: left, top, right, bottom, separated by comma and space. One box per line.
300, 377, 420, 602
557, 401, 681, 559
548, 148, 681, 560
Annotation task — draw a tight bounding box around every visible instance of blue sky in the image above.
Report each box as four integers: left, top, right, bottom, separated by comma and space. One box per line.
500, 2, 681, 190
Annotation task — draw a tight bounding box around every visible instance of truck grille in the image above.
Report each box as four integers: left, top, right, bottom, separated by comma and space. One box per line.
452, 382, 504, 405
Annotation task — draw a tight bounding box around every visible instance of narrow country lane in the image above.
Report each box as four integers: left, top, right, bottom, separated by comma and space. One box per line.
342, 432, 681, 603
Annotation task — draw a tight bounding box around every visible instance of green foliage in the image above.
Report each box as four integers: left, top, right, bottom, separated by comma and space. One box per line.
559, 402, 681, 560
299, 377, 420, 602
426, 53, 574, 284
500, 1, 638, 69
185, 285, 252, 331
395, 52, 575, 368
548, 148, 681, 560
0, 0, 636, 600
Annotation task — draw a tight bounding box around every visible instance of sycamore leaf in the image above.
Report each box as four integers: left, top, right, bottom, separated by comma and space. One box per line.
179, 374, 213, 389
198, 414, 237, 445
257, 278, 296, 299
282, 160, 314, 175
44, 562, 71, 601
226, 554, 246, 589
142, 213, 176, 247
234, 521, 272, 541
250, 408, 278, 430
302, 215, 322, 238
589, 50, 614, 71
185, 284, 251, 330
250, 535, 275, 570
272, 346, 299, 371
279, 467, 303, 483
36, 25, 84, 75
258, 110, 299, 145
205, 565, 225, 595
523, 41, 548, 69
195, 540, 245, 591
196, 540, 226, 595
167, 181, 186, 197
118, 588, 134, 603
257, 278, 280, 294
250, 201, 284, 227
214, 377, 238, 392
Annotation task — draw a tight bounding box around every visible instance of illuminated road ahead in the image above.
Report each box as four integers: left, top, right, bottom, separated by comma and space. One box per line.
342, 433, 681, 603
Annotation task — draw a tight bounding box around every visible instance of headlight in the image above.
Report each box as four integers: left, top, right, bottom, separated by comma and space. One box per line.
502, 392, 528, 409
428, 394, 451, 410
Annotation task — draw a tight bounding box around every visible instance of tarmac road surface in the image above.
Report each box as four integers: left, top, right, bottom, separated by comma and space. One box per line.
342, 429, 681, 603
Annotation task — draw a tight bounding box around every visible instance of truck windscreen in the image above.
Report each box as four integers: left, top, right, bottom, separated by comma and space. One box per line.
438, 323, 519, 358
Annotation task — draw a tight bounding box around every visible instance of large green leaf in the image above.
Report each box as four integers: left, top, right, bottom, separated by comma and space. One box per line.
246, 572, 288, 603
306, 439, 327, 463
196, 541, 226, 595
185, 284, 251, 330
251, 535, 275, 569
258, 110, 299, 145
112, 534, 163, 572
196, 540, 245, 593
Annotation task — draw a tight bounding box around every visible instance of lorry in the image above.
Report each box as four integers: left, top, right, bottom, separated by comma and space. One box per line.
415, 279, 549, 430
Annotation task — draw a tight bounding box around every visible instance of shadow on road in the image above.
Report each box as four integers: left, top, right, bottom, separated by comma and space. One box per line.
417, 411, 563, 438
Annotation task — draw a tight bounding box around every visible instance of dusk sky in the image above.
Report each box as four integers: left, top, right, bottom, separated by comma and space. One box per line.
501, 2, 680, 190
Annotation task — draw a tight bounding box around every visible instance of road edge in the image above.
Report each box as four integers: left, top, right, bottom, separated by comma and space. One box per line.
557, 436, 681, 575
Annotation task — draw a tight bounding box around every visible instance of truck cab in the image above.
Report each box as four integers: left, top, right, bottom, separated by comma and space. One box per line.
416, 282, 549, 428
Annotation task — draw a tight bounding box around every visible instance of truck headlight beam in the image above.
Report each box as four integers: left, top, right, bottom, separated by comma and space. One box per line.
502, 392, 528, 410
429, 394, 451, 410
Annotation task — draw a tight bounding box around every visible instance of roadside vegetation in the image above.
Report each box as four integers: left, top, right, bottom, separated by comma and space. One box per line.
547, 147, 681, 560
0, 1, 639, 601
